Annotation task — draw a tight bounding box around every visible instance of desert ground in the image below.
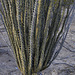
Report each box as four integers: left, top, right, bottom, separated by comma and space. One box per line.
0, 9, 75, 75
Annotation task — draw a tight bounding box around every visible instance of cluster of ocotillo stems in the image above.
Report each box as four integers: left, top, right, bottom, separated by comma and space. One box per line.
0, 0, 74, 75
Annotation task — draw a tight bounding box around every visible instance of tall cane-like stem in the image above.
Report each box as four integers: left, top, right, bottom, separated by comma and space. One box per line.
0, 0, 74, 75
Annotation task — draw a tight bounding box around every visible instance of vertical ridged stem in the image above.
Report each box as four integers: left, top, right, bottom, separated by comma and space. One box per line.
16, 0, 27, 74
43, 0, 61, 66
7, 0, 22, 71
37, 0, 52, 71
28, 0, 38, 74
24, 0, 28, 63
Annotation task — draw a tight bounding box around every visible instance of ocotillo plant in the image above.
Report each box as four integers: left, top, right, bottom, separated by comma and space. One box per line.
0, 0, 74, 75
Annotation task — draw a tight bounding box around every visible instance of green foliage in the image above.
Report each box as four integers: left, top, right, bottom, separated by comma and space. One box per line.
0, 0, 74, 75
